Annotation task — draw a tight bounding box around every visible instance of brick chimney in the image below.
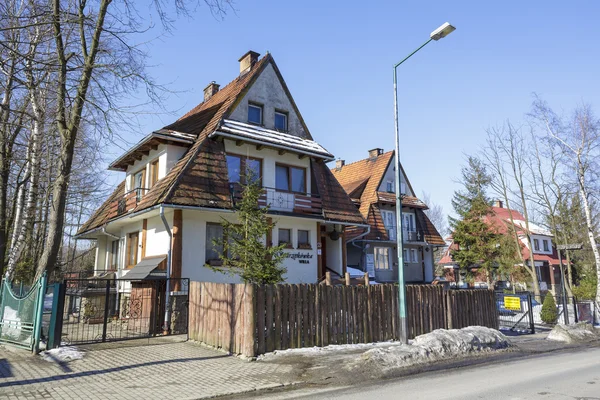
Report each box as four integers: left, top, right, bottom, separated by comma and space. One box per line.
494, 199, 504, 208
368, 148, 384, 158
335, 159, 345, 169
239, 50, 260, 75
203, 81, 220, 102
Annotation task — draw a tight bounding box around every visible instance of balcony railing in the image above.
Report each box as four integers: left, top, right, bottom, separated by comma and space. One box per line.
230, 184, 322, 216
386, 227, 425, 242
108, 188, 148, 219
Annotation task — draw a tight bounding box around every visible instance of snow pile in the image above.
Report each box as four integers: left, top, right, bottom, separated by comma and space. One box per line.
258, 341, 402, 361
349, 326, 510, 372
41, 346, 84, 363
547, 323, 600, 344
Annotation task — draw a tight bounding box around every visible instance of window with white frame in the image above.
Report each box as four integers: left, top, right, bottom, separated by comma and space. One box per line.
374, 247, 390, 270
403, 248, 409, 263
248, 103, 263, 125
205, 223, 224, 265
278, 228, 292, 248
386, 181, 394, 193
109, 239, 120, 270
533, 238, 540, 251
297, 229, 311, 249
410, 248, 418, 263
403, 213, 416, 232
543, 239, 549, 252
274, 110, 288, 131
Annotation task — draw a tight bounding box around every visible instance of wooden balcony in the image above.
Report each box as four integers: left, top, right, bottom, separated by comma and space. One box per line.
107, 188, 148, 219
230, 184, 322, 217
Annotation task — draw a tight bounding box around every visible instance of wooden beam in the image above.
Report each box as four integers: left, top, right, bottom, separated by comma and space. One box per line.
172, 209, 183, 291
298, 154, 306, 159
316, 222, 323, 281
141, 219, 147, 258
278, 149, 286, 155
342, 228, 347, 276
255, 144, 264, 151
151, 144, 159, 151
236, 140, 244, 146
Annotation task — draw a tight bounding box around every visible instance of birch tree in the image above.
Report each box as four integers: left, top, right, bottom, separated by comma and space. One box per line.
532, 99, 600, 307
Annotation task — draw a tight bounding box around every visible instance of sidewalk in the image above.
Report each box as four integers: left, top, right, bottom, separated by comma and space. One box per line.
0, 339, 297, 400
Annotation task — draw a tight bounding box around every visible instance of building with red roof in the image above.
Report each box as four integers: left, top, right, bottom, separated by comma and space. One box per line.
438, 200, 562, 293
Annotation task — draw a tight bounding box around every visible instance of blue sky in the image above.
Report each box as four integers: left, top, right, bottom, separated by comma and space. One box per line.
108, 0, 600, 220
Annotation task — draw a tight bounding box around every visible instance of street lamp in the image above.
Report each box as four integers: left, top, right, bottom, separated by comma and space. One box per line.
394, 22, 456, 343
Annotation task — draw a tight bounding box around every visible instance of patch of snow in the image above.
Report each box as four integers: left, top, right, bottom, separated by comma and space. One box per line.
1, 306, 23, 340
346, 267, 365, 278
547, 323, 600, 344
41, 346, 84, 363
348, 326, 511, 372
258, 341, 403, 361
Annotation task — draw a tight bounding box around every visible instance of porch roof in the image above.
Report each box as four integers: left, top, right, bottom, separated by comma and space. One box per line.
123, 255, 167, 280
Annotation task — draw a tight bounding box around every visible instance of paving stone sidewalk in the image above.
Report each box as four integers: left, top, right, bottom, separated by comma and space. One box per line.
0, 339, 296, 400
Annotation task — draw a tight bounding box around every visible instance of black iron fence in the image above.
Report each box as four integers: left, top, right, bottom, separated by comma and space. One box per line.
50, 277, 189, 347
496, 292, 535, 333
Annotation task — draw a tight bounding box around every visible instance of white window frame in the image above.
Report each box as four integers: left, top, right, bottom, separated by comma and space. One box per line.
533, 238, 540, 251
274, 110, 288, 131
543, 239, 549, 252
374, 247, 390, 270
248, 103, 263, 125
402, 213, 416, 232
410, 248, 418, 263
386, 181, 394, 193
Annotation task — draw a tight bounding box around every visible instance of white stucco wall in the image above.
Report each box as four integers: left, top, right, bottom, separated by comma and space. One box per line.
228, 64, 308, 138
124, 144, 187, 191
325, 236, 343, 276
94, 236, 107, 274
530, 234, 554, 255
223, 139, 311, 193
377, 154, 411, 196
181, 209, 321, 284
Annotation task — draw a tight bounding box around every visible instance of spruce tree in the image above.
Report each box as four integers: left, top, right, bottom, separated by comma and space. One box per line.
209, 173, 287, 284
450, 157, 514, 284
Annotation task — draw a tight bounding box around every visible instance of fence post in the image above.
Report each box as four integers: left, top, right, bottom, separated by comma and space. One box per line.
527, 293, 535, 334
101, 280, 111, 342
345, 272, 351, 286
364, 272, 369, 286
32, 272, 48, 354
243, 284, 256, 358
326, 272, 331, 286
47, 283, 66, 350
573, 297, 578, 323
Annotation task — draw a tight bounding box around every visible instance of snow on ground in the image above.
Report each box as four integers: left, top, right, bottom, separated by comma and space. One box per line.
349, 326, 511, 372
547, 323, 600, 344
2, 306, 23, 340
41, 346, 84, 363
257, 340, 404, 361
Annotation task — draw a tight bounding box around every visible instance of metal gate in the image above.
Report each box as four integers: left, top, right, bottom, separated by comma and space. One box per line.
0, 273, 48, 351
496, 292, 535, 334
54, 277, 188, 346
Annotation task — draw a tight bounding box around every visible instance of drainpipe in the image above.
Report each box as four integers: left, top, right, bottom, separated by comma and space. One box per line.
101, 226, 120, 240
349, 225, 371, 249
160, 205, 173, 334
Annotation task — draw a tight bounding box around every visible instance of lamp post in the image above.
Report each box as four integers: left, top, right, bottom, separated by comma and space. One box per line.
394, 22, 456, 343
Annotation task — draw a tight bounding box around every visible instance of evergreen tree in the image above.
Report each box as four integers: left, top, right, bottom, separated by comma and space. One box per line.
540, 294, 558, 324
209, 173, 287, 284
450, 157, 516, 284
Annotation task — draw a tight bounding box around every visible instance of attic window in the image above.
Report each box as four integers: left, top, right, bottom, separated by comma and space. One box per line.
386, 181, 393, 193
248, 103, 262, 125
274, 111, 288, 131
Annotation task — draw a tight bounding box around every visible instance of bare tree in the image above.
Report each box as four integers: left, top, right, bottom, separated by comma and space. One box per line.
421, 191, 448, 238
483, 122, 541, 297
532, 98, 600, 308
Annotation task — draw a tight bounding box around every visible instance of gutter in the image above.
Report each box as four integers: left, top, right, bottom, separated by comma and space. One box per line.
101, 226, 120, 240
159, 205, 173, 334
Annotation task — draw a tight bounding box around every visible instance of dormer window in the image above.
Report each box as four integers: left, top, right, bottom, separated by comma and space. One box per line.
248, 103, 262, 125
386, 181, 393, 193
274, 110, 288, 131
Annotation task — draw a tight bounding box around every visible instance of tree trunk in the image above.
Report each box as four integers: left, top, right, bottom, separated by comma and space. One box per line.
577, 164, 600, 307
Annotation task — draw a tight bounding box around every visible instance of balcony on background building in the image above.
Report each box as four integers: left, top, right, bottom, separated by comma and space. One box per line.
108, 188, 148, 219
229, 184, 322, 216
385, 227, 425, 243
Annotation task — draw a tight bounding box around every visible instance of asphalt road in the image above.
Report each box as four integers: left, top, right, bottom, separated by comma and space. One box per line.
264, 347, 600, 400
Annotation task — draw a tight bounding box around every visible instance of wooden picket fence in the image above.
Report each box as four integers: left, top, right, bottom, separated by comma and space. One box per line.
188, 282, 498, 358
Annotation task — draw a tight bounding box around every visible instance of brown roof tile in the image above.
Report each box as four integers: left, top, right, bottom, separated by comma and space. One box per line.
76, 180, 126, 235
79, 53, 364, 234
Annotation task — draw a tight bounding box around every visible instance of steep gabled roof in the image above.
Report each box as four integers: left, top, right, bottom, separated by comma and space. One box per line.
78, 53, 364, 236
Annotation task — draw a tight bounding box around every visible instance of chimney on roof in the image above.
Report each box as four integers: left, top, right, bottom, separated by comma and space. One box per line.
203, 81, 220, 102
494, 199, 504, 208
335, 159, 345, 169
239, 50, 260, 75
368, 148, 384, 158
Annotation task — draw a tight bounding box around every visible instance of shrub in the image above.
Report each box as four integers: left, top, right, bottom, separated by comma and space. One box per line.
540, 294, 558, 324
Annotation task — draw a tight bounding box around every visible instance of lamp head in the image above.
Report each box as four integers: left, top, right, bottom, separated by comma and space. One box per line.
430, 22, 456, 41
